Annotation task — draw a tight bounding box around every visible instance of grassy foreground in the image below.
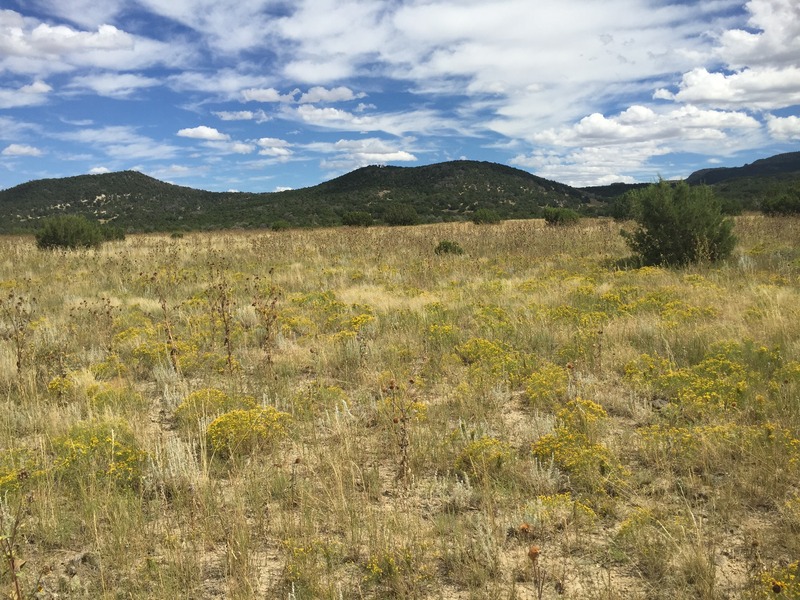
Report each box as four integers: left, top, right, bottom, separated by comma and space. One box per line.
1, 217, 799, 599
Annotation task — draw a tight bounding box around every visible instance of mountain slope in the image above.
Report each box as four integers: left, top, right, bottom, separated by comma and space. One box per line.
0, 161, 591, 233
578, 152, 800, 210
686, 152, 800, 185
685, 152, 800, 211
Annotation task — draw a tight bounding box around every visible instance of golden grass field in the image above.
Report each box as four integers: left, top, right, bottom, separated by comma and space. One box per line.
1, 217, 799, 599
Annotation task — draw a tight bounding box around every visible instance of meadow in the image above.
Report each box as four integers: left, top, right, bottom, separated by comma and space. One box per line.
1, 216, 799, 599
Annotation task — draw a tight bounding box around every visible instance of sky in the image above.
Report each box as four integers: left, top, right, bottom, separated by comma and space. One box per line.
0, 0, 799, 193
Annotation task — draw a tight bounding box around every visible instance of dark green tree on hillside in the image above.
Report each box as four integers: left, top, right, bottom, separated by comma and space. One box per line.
35, 215, 114, 250
622, 180, 735, 266
761, 188, 800, 215
471, 208, 501, 224
342, 211, 374, 226
384, 204, 418, 226
542, 207, 580, 226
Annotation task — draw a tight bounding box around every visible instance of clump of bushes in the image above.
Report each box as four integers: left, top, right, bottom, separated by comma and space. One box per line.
434, 240, 464, 255
622, 180, 735, 266
761, 188, 800, 215
542, 207, 581, 226
342, 211, 373, 226
35, 215, 124, 250
271, 220, 292, 231
471, 208, 501, 225
384, 204, 419, 226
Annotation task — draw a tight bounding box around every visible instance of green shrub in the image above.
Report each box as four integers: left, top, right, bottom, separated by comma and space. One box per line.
471, 208, 501, 225
342, 211, 374, 226
434, 240, 464, 255
622, 181, 735, 266
609, 194, 636, 221
35, 215, 105, 249
542, 207, 581, 226
271, 220, 292, 231
761, 188, 800, 215
101, 224, 126, 241
384, 204, 418, 226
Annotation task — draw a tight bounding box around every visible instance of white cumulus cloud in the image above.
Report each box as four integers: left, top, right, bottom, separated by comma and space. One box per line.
308, 137, 417, 174
0, 80, 52, 108
298, 86, 365, 104
177, 126, 230, 141
0, 11, 186, 76
767, 115, 800, 140
214, 109, 270, 122
2, 143, 43, 157
656, 66, 800, 110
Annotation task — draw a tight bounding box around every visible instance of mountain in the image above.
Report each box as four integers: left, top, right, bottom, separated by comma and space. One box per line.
685, 152, 800, 185
3, 153, 797, 233
0, 161, 592, 233
682, 152, 800, 211
577, 152, 800, 212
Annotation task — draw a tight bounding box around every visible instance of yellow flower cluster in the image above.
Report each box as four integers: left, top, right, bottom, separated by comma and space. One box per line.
206, 406, 290, 458
455, 337, 522, 385
557, 397, 607, 441
0, 448, 42, 493
757, 562, 800, 598
524, 362, 568, 411
455, 436, 513, 481
362, 543, 432, 590
524, 492, 597, 534
53, 419, 147, 489
532, 398, 623, 499
174, 388, 256, 429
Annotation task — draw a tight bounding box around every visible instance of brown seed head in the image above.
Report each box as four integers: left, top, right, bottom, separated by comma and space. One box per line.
528, 545, 540, 564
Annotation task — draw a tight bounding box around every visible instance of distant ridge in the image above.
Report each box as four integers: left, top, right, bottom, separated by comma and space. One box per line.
1, 153, 798, 232
0, 160, 592, 233
686, 152, 800, 185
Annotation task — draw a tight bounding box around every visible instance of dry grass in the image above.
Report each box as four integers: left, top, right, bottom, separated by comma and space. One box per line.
0, 216, 799, 599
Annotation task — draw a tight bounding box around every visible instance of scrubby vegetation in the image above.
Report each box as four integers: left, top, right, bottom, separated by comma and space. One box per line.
434, 239, 465, 255
384, 204, 419, 226
1, 215, 799, 598
622, 180, 736, 266
341, 210, 374, 226
542, 206, 581, 226
761, 188, 800, 215
472, 208, 502, 225
35, 214, 124, 250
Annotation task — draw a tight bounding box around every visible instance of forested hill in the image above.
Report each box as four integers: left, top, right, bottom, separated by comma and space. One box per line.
579, 152, 800, 211
686, 152, 800, 185
0, 160, 591, 233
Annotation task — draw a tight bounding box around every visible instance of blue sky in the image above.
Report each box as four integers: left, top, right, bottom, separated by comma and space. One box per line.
1, 0, 799, 192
